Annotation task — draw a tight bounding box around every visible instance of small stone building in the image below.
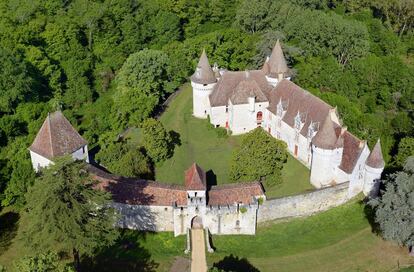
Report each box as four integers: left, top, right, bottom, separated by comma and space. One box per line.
29, 111, 89, 172
92, 163, 265, 236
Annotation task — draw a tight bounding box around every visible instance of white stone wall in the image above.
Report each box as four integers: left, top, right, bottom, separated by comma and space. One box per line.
310, 146, 336, 188
210, 106, 227, 127
192, 81, 215, 118
228, 101, 269, 135
348, 144, 370, 197
112, 203, 175, 232
172, 205, 258, 236
257, 182, 349, 222
363, 165, 382, 197
30, 151, 53, 172
72, 145, 89, 163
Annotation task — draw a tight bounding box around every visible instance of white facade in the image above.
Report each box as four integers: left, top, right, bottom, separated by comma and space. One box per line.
30, 145, 89, 172
191, 81, 216, 118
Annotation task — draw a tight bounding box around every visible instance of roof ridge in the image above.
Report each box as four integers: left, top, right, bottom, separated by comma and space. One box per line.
47, 112, 54, 157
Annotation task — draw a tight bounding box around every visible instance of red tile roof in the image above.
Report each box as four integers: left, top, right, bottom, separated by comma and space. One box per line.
339, 131, 365, 174
29, 111, 87, 160
208, 181, 265, 206
90, 166, 187, 206
366, 139, 385, 169
185, 163, 206, 190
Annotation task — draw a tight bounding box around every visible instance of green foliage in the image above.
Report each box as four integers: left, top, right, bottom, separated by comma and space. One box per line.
0, 49, 36, 113
257, 197, 264, 205
95, 140, 152, 178
235, 0, 272, 33
113, 49, 176, 128
13, 251, 74, 272
396, 138, 414, 167
369, 157, 414, 250
141, 118, 174, 163
239, 207, 247, 214
18, 157, 119, 268
229, 128, 287, 187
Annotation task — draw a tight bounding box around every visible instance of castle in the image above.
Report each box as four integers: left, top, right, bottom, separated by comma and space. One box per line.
191, 40, 384, 197
29, 111, 265, 236
27, 41, 385, 236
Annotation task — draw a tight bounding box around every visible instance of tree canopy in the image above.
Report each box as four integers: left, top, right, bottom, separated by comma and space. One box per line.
18, 157, 119, 270
141, 118, 174, 163
229, 128, 288, 187
369, 156, 414, 254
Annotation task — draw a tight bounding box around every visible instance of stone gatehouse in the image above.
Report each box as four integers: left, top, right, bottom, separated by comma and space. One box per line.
92, 163, 265, 236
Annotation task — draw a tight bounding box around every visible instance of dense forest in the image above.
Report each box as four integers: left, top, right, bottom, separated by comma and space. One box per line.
0, 0, 413, 210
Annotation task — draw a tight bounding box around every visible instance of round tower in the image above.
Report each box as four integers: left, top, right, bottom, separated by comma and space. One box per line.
363, 139, 385, 197
262, 40, 290, 87
310, 115, 340, 188
191, 49, 217, 119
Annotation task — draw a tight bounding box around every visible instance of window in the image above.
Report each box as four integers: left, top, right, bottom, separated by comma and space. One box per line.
295, 132, 299, 142
195, 192, 197, 197
256, 111, 263, 121
295, 114, 301, 130
277, 119, 282, 128
82, 146, 85, 154
236, 220, 240, 227
225, 106, 228, 113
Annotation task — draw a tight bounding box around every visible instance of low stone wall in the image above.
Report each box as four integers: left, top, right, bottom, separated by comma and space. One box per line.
257, 182, 350, 223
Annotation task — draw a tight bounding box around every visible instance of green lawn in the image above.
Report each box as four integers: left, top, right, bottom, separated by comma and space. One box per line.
1, 200, 413, 271
150, 84, 313, 198
208, 199, 414, 272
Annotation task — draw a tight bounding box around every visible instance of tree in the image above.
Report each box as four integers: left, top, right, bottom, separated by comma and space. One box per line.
235, 0, 272, 33
369, 156, 414, 255
396, 137, 414, 167
141, 118, 173, 163
112, 49, 176, 128
18, 157, 119, 271
0, 49, 35, 113
229, 128, 287, 187
95, 140, 152, 178
14, 251, 74, 272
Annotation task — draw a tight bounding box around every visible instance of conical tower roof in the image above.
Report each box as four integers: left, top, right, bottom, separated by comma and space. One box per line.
312, 114, 338, 150
190, 49, 217, 84
366, 139, 385, 168
29, 111, 87, 160
266, 40, 289, 77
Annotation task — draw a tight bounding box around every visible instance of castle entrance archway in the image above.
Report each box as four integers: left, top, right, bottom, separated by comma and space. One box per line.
191, 216, 203, 229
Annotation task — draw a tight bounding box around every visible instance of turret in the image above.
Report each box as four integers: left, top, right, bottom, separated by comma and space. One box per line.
262, 40, 290, 87
363, 139, 385, 197
29, 111, 89, 172
310, 114, 342, 188
191, 49, 217, 118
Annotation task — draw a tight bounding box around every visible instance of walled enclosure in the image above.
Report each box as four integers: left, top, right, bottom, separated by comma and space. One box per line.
257, 182, 350, 223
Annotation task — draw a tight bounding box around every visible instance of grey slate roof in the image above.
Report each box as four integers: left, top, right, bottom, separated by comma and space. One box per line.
263, 40, 290, 77
312, 115, 338, 150
230, 73, 268, 105
267, 80, 333, 137
29, 111, 87, 160
209, 70, 271, 107
366, 139, 385, 168
190, 49, 217, 85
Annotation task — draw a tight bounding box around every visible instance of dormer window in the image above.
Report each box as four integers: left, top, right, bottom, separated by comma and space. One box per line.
308, 126, 314, 139
294, 113, 301, 130
277, 102, 283, 117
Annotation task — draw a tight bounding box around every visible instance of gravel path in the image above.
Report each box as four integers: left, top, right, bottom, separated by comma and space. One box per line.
191, 229, 207, 272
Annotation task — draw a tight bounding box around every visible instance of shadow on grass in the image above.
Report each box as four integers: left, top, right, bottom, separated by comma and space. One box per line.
206, 170, 217, 189
0, 212, 19, 255
212, 254, 260, 272
81, 230, 159, 272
